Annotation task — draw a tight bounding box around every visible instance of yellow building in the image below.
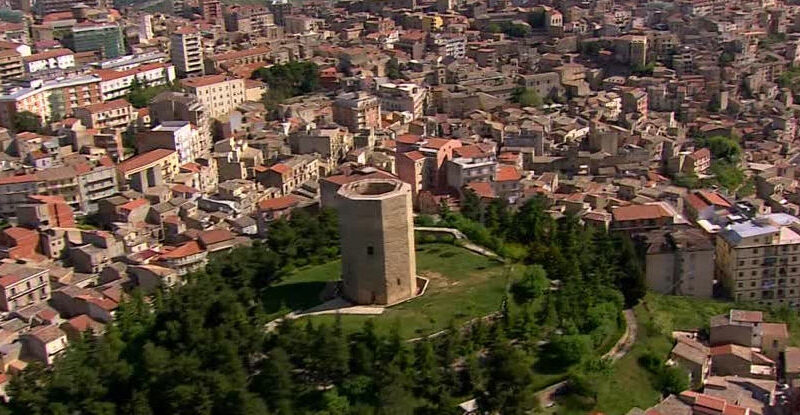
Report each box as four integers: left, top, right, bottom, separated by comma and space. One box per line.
716, 213, 800, 308
421, 15, 443, 32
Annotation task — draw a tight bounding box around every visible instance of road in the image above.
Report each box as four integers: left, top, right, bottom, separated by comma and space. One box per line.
536, 308, 638, 407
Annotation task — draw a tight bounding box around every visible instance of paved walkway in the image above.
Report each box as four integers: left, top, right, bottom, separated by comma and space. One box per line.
536, 308, 638, 407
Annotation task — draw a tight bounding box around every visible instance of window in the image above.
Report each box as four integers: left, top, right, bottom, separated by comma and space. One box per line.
366, 246, 374, 255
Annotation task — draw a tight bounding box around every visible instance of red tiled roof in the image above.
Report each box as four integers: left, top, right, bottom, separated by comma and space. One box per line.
23, 48, 72, 63
396, 134, 422, 144
3, 226, 36, 240
454, 145, 488, 159
171, 184, 200, 194
76, 98, 131, 114
422, 137, 454, 149
0, 173, 39, 184
694, 395, 727, 412
697, 190, 731, 208
258, 195, 299, 211
269, 163, 290, 174
117, 149, 175, 173
495, 165, 521, 182
0, 274, 22, 288
691, 147, 711, 160
85, 296, 117, 311
466, 182, 496, 199
94, 63, 168, 82
180, 162, 201, 173
612, 204, 671, 222
199, 229, 234, 246
119, 198, 148, 212
731, 309, 763, 323
181, 74, 234, 88
159, 241, 204, 259
67, 314, 103, 332
401, 150, 425, 161
212, 46, 271, 62
762, 322, 789, 338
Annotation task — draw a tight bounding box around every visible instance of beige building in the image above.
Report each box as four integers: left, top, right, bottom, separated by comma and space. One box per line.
716, 214, 800, 307
170, 27, 205, 78
0, 262, 50, 312
377, 82, 427, 119
333, 92, 381, 132
181, 75, 245, 119
116, 148, 180, 192
288, 126, 353, 168
336, 179, 417, 305
644, 228, 715, 298
72, 98, 135, 131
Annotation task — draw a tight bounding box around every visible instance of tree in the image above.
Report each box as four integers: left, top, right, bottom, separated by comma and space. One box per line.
477, 340, 538, 415
12, 111, 41, 133
544, 335, 592, 367
511, 265, 548, 304
511, 87, 543, 108
460, 188, 482, 222
697, 135, 741, 163
385, 58, 402, 80
0, 9, 22, 23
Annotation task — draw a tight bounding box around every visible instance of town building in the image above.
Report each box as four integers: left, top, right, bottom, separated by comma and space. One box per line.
180, 75, 245, 119
170, 27, 205, 78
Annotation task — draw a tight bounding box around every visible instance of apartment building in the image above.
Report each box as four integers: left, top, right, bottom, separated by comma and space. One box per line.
0, 49, 24, 80
255, 155, 319, 195
445, 145, 498, 189
716, 214, 800, 308
72, 98, 135, 130
200, 0, 222, 24
94, 63, 176, 101
116, 148, 179, 192
288, 126, 354, 167
0, 75, 103, 128
209, 47, 272, 72
332, 92, 381, 132
24, 49, 75, 74
0, 262, 50, 312
170, 27, 205, 78
137, 121, 203, 165
69, 23, 125, 59
17, 194, 75, 229
224, 6, 280, 36
180, 75, 245, 119
149, 92, 212, 155
643, 228, 715, 298
377, 82, 427, 119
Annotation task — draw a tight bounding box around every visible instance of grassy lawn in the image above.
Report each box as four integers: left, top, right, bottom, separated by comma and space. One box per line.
263, 243, 512, 338
263, 260, 341, 320
307, 243, 513, 338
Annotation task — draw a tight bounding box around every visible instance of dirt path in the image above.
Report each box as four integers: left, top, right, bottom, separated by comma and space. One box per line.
536, 308, 638, 407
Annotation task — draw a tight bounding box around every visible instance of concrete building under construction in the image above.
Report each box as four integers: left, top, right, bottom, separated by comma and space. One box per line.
336, 178, 417, 305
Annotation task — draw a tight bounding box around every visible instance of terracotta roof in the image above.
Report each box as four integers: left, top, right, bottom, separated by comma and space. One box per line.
84, 296, 117, 311
710, 343, 751, 360
66, 314, 104, 332
0, 274, 22, 288
180, 162, 201, 173
171, 184, 200, 194
29, 325, 66, 345
691, 147, 711, 160
181, 74, 234, 88
0, 173, 39, 184
94, 63, 168, 82
423, 137, 456, 149
612, 204, 672, 222
119, 198, 148, 211
159, 241, 204, 259
23, 48, 72, 63
454, 145, 488, 159
495, 165, 521, 182
76, 98, 131, 114
258, 195, 299, 211
762, 322, 788, 338
173, 26, 199, 35
396, 134, 422, 144
694, 395, 727, 412
212, 46, 271, 62
730, 309, 762, 323
2, 226, 36, 241
117, 149, 175, 173
466, 181, 496, 199
401, 150, 426, 161
199, 229, 235, 246
697, 190, 731, 208
269, 163, 290, 174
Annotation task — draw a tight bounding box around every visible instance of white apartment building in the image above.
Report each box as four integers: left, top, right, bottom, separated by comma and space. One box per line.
377, 82, 427, 120
24, 48, 75, 73
137, 121, 203, 165
170, 27, 205, 78
716, 214, 800, 308
180, 74, 245, 119
95, 63, 176, 101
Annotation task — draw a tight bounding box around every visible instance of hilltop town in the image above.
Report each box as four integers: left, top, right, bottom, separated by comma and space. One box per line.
0, 0, 798, 412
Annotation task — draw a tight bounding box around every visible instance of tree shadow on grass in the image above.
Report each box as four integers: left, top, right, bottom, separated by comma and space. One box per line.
263, 281, 328, 315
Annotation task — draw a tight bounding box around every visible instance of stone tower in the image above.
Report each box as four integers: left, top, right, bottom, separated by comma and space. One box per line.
336, 178, 417, 305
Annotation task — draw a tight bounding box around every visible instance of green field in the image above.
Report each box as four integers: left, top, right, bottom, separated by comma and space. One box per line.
263, 243, 513, 338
